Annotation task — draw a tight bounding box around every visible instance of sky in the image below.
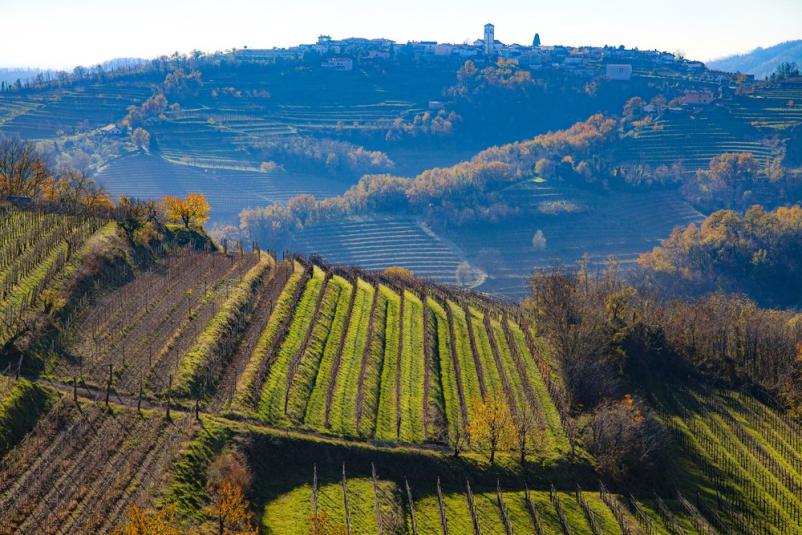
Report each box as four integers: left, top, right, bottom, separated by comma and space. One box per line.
1, 0, 801, 69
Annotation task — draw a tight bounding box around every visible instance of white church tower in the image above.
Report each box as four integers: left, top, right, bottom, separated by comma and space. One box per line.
484, 23, 495, 56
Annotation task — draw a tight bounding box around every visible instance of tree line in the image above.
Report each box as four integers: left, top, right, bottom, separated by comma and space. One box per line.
527, 259, 802, 484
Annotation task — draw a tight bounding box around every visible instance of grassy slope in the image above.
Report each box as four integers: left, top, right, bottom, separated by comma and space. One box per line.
0, 379, 54, 458
304, 275, 353, 428
375, 285, 401, 441
259, 265, 326, 423
329, 278, 374, 436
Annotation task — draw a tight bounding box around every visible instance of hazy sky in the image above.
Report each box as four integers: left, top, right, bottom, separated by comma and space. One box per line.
1, 0, 800, 69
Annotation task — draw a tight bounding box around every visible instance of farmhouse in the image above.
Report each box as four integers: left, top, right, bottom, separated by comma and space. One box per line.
680, 89, 716, 106
605, 64, 633, 80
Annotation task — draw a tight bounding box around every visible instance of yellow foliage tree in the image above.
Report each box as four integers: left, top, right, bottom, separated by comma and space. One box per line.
114, 504, 187, 535
467, 389, 516, 464
163, 193, 211, 229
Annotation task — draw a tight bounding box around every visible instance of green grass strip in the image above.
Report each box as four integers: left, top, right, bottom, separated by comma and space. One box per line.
303, 275, 353, 428
448, 301, 482, 418
329, 279, 374, 436
507, 320, 569, 451
259, 265, 326, 423
429, 298, 462, 444
0, 379, 54, 458
285, 277, 341, 422
375, 285, 401, 441
398, 290, 425, 443
358, 286, 388, 438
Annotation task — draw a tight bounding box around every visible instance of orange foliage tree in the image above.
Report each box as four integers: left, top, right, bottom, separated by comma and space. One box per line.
114, 504, 186, 535
163, 193, 211, 229
206, 449, 256, 535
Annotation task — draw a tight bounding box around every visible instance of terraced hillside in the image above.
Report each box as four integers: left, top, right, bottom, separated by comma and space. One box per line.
96, 153, 348, 223
442, 182, 704, 299
620, 81, 802, 170
0, 82, 152, 139
190, 381, 802, 535
287, 217, 469, 287
620, 107, 778, 169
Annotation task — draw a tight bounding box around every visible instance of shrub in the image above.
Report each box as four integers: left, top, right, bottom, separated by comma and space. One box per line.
584, 395, 668, 484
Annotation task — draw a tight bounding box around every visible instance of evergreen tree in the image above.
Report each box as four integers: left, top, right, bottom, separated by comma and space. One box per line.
533, 33, 541, 47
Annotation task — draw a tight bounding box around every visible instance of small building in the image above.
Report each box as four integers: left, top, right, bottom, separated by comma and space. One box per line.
321, 57, 354, 71
434, 44, 454, 56
428, 100, 446, 110
605, 64, 633, 81
680, 89, 715, 106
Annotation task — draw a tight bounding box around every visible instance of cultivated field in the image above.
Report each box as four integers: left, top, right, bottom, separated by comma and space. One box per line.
1, 208, 802, 533
0, 207, 108, 349
231, 258, 568, 455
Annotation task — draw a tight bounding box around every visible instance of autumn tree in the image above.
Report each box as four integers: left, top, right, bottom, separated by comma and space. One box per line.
131, 127, 151, 149
114, 504, 184, 535
163, 193, 211, 229
44, 169, 113, 210
467, 389, 515, 464
513, 406, 541, 465
0, 137, 52, 198
683, 152, 760, 209
206, 449, 256, 535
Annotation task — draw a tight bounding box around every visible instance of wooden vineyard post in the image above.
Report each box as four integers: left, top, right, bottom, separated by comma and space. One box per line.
312, 464, 319, 516
342, 464, 352, 535
371, 463, 383, 535
166, 374, 172, 420
436, 477, 449, 535
405, 478, 418, 535
524, 484, 544, 535
105, 363, 113, 410
194, 398, 200, 421
466, 480, 482, 535
137, 380, 143, 414
73, 376, 80, 411
496, 481, 513, 535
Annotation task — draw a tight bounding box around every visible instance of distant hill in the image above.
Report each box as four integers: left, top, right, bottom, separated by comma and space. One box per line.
708, 39, 802, 78
0, 67, 51, 85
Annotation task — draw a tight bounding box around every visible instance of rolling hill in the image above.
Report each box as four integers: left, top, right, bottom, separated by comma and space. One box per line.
1, 204, 802, 533
708, 40, 802, 79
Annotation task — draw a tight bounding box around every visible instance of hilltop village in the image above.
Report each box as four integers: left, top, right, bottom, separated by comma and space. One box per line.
236, 23, 751, 95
